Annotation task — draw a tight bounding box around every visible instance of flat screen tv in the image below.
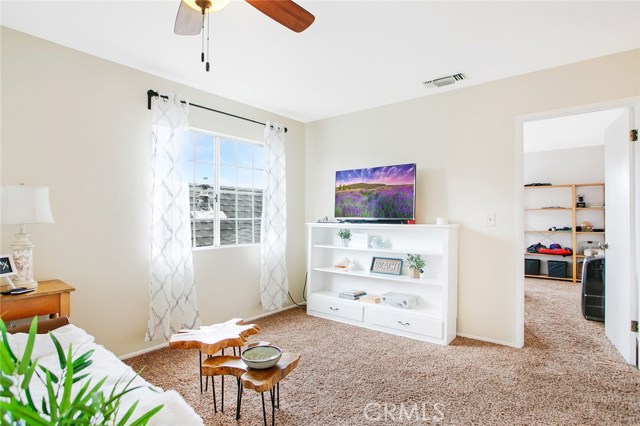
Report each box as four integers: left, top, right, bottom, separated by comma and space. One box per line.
334, 163, 416, 221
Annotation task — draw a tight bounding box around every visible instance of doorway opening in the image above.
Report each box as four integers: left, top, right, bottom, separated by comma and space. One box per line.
515, 98, 638, 353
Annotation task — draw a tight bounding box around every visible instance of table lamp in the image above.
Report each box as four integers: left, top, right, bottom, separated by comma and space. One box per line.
0, 185, 54, 289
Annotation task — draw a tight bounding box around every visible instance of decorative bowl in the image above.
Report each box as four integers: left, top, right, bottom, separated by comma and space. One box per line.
241, 345, 282, 369
334, 257, 353, 271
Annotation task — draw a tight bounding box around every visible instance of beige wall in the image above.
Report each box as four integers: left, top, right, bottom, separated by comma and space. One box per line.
305, 49, 640, 346
0, 28, 306, 356
2, 26, 638, 353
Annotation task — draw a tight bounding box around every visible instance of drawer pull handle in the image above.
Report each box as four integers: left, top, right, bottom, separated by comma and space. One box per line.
329, 307, 339, 311
398, 321, 410, 326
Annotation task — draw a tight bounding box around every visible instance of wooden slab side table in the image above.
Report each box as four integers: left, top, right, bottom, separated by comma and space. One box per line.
169, 318, 260, 412
0, 279, 75, 322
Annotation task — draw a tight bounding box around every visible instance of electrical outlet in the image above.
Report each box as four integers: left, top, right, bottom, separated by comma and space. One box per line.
486, 213, 496, 227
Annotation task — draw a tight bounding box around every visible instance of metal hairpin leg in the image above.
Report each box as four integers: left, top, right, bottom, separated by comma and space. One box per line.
235, 377, 243, 420
199, 351, 203, 393
261, 392, 267, 426
221, 348, 225, 412
270, 387, 276, 425
211, 376, 217, 413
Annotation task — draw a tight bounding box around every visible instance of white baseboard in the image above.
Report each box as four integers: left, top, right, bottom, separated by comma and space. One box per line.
118, 304, 306, 360
119, 342, 168, 360
456, 333, 521, 348
245, 303, 305, 322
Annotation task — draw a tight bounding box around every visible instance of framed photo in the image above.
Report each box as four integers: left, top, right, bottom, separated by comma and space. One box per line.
0, 254, 17, 278
370, 257, 403, 275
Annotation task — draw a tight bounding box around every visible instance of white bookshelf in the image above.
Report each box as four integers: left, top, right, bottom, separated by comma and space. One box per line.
306, 223, 459, 345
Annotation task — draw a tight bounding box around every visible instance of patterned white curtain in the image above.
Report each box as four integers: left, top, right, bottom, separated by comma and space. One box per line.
146, 94, 200, 341
259, 121, 289, 311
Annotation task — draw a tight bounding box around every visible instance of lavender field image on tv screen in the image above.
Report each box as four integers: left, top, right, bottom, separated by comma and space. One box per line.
335, 163, 415, 219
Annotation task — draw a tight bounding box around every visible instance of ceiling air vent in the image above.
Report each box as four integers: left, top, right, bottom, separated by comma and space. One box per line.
423, 73, 466, 88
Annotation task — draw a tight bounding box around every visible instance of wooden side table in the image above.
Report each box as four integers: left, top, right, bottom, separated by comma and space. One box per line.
0, 279, 75, 322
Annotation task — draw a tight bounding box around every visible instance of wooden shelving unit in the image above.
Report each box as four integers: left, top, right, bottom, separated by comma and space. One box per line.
524, 183, 605, 283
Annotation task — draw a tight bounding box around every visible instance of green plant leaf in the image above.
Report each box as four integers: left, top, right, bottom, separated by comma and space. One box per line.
21, 361, 38, 390
59, 346, 75, 412
128, 404, 164, 426
0, 318, 17, 363
41, 395, 49, 415
17, 317, 38, 375
44, 367, 59, 421
0, 400, 49, 426
72, 372, 91, 384
39, 365, 59, 384
25, 387, 37, 411
115, 400, 139, 426
71, 349, 94, 374
0, 344, 16, 375
49, 331, 67, 369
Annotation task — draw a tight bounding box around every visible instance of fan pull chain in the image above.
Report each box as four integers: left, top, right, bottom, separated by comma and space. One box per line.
206, 12, 211, 72
200, 10, 205, 64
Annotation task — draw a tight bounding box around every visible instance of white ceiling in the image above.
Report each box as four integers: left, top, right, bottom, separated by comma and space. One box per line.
1, 1, 639, 123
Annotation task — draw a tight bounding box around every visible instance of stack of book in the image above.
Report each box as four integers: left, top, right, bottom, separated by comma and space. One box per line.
359, 294, 381, 304
339, 290, 366, 300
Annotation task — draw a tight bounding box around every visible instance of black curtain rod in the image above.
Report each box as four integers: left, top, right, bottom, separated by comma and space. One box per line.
146, 90, 287, 133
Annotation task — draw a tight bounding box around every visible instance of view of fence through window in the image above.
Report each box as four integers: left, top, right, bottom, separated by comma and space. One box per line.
179, 130, 265, 247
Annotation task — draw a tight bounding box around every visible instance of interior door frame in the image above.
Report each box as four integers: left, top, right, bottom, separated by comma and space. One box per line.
514, 96, 640, 350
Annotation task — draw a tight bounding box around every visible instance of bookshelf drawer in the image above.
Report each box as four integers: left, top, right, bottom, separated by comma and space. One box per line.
370, 310, 442, 339
309, 295, 363, 322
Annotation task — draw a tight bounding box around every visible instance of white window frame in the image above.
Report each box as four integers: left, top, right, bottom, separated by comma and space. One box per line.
185, 127, 264, 250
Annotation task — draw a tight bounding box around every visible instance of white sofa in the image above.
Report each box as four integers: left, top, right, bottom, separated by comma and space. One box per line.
6, 323, 203, 426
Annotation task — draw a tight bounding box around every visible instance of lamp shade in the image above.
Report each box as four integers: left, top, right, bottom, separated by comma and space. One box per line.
0, 185, 54, 225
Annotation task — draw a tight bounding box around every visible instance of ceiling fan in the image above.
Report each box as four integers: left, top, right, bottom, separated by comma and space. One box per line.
175, 0, 315, 71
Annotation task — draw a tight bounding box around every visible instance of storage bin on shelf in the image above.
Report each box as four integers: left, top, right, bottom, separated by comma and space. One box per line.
525, 259, 540, 275
548, 260, 568, 278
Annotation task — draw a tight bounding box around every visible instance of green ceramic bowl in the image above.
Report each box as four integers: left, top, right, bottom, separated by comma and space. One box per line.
241, 345, 282, 369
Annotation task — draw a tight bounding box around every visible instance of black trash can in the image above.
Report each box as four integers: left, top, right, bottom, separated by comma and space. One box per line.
581, 255, 605, 322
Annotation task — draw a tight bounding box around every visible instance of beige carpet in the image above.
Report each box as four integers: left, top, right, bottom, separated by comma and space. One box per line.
125, 279, 640, 425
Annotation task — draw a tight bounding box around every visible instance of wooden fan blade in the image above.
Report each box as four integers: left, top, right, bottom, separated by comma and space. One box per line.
175, 0, 203, 35
246, 0, 315, 33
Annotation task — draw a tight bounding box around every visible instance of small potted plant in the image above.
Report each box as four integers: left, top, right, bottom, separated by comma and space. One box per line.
337, 229, 352, 247
405, 253, 426, 278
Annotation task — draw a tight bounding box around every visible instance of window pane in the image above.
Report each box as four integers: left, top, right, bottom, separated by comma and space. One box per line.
238, 221, 253, 244
194, 219, 214, 247
254, 170, 266, 190
253, 193, 263, 218
195, 133, 214, 163
220, 139, 235, 164
237, 193, 253, 218
254, 146, 265, 169
185, 129, 262, 248
220, 165, 236, 188
192, 185, 215, 219
237, 143, 253, 168
195, 163, 215, 186
237, 168, 252, 191
220, 192, 236, 218
220, 220, 236, 245
254, 219, 261, 242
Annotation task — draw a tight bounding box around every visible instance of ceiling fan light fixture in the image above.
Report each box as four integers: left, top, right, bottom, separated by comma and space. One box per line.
183, 0, 230, 13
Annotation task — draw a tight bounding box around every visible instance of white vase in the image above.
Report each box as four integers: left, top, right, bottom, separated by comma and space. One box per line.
341, 239, 350, 247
